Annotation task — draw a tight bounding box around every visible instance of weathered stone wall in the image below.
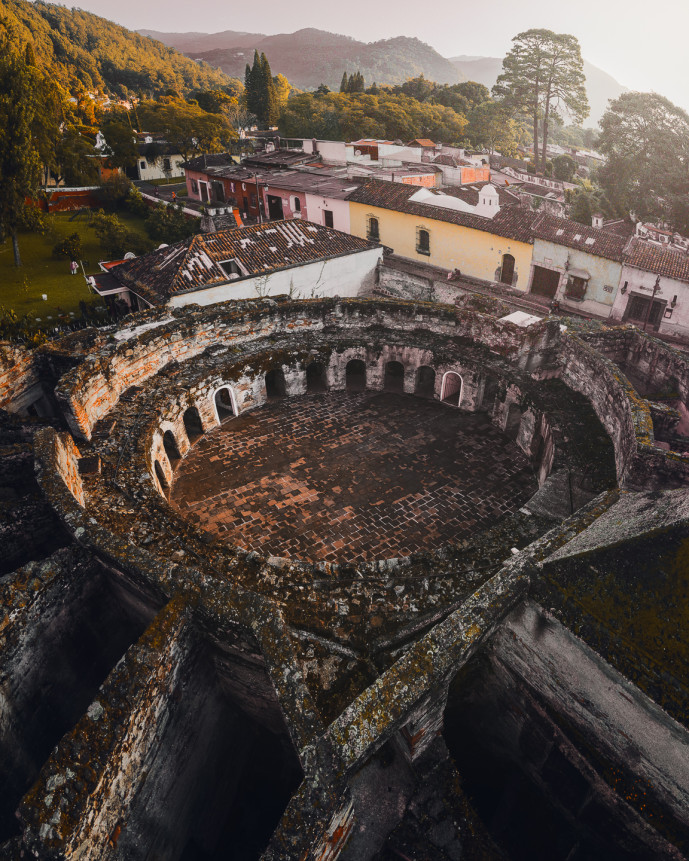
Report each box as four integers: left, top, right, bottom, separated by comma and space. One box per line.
0, 342, 44, 414
55, 298, 561, 440
445, 601, 689, 858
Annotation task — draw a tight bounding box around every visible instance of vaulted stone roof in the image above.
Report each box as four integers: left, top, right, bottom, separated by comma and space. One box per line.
347, 179, 539, 244
109, 220, 377, 305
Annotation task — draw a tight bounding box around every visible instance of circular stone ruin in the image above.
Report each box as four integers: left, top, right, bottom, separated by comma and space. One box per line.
12, 296, 689, 861
169, 390, 538, 562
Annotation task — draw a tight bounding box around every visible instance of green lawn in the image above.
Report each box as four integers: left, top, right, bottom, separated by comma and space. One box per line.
0, 211, 149, 321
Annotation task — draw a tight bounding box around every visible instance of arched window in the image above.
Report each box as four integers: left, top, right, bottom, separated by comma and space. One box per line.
154, 461, 169, 497
265, 368, 287, 399
306, 361, 327, 393
440, 372, 463, 407
214, 387, 235, 423
505, 403, 522, 440
367, 216, 380, 241
500, 253, 516, 285
162, 430, 181, 469
183, 406, 204, 444
415, 366, 436, 398
384, 361, 405, 393
346, 359, 366, 391
416, 227, 431, 256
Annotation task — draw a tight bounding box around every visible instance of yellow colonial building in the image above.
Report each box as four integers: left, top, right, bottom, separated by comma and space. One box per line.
348, 179, 538, 290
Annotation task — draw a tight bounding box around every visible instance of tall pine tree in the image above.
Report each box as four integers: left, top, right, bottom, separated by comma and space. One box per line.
340, 71, 348, 93
259, 53, 278, 127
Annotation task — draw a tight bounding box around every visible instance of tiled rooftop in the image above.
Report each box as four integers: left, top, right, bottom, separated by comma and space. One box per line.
533, 213, 630, 262
109, 220, 377, 305
624, 237, 689, 284
347, 179, 538, 243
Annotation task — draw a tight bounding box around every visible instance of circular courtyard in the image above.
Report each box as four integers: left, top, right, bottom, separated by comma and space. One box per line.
169, 391, 538, 563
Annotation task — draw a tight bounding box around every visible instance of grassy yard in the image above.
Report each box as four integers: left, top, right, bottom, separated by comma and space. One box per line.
0, 211, 149, 321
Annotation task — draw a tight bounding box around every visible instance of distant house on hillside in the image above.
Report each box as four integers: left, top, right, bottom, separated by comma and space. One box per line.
90, 220, 382, 309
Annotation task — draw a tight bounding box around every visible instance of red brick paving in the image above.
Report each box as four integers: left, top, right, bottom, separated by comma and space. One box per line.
169, 392, 538, 563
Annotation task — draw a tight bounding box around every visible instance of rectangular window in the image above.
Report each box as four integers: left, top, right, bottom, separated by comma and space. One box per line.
163, 157, 171, 171
565, 275, 587, 300
140, 161, 146, 170
323, 210, 334, 228
191, 179, 199, 194
367, 217, 380, 241
250, 194, 257, 206
416, 228, 431, 256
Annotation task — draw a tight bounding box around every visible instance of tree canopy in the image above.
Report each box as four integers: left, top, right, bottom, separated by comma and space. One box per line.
597, 92, 689, 232
279, 91, 467, 144
493, 29, 588, 173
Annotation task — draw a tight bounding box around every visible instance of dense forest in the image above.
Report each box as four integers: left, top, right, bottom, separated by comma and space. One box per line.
0, 0, 238, 97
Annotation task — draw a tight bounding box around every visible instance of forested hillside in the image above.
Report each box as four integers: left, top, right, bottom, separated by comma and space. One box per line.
0, 0, 237, 97
144, 28, 462, 90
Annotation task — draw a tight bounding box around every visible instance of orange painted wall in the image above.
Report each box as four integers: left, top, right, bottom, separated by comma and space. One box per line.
402, 174, 437, 188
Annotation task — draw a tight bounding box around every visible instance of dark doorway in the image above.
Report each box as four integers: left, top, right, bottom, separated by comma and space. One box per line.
505, 403, 522, 440
623, 294, 665, 331
267, 195, 284, 220
306, 362, 327, 393
530, 265, 560, 299
163, 430, 182, 469
215, 387, 235, 423
384, 361, 405, 393
501, 253, 516, 285
415, 365, 436, 398
265, 368, 287, 399
441, 372, 463, 407
183, 407, 204, 444
154, 460, 169, 496
346, 359, 366, 391
481, 376, 499, 412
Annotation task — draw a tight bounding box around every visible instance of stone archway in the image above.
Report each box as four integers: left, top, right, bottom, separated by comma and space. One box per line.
214, 387, 236, 423
183, 407, 204, 444
162, 430, 181, 469
265, 368, 287, 399
441, 372, 463, 407
415, 366, 436, 398
306, 362, 328, 393
384, 361, 405, 393
346, 359, 366, 392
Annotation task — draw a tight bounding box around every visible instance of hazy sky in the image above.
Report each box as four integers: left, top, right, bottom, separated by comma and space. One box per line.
62, 0, 689, 110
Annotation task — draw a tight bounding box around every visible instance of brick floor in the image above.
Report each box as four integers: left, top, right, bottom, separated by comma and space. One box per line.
170, 392, 538, 563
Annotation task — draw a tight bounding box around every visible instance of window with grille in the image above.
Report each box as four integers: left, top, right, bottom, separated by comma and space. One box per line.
417, 227, 431, 256
565, 275, 587, 300
367, 216, 380, 241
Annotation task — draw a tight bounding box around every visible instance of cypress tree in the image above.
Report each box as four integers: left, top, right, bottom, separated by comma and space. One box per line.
260, 53, 278, 127
340, 71, 348, 93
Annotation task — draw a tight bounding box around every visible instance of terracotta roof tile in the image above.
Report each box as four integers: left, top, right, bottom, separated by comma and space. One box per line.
533, 213, 629, 262
109, 220, 377, 305
624, 237, 689, 284
347, 179, 538, 244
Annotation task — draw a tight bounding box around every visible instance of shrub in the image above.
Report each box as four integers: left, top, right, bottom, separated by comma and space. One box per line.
90, 210, 151, 258
145, 204, 197, 244
52, 232, 82, 259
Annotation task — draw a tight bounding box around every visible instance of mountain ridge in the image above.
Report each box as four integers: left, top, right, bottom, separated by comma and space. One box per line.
143, 26, 628, 124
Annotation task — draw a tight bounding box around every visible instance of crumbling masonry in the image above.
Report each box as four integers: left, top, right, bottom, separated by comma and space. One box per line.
1, 297, 689, 860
